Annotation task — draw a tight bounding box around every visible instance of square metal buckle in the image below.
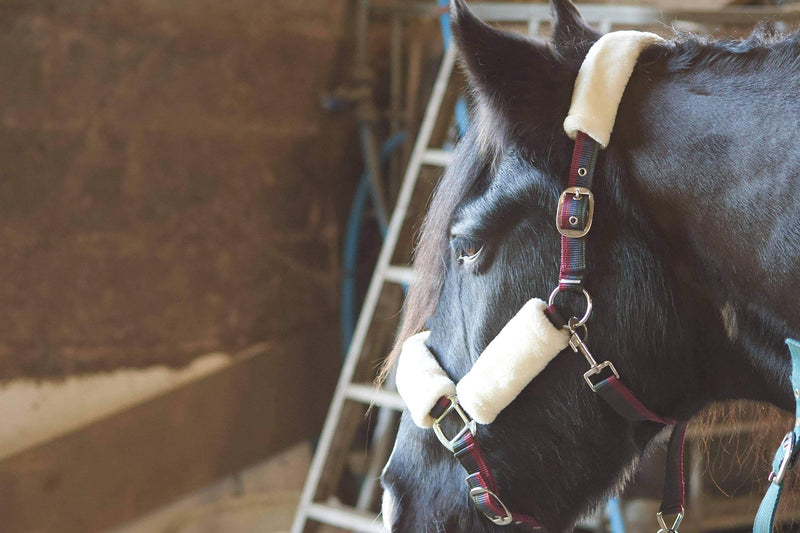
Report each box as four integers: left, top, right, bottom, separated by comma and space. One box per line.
583, 361, 620, 392
469, 486, 513, 526
556, 187, 594, 238
432, 397, 476, 452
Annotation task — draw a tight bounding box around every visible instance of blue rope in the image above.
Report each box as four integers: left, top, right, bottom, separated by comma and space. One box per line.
341, 132, 405, 354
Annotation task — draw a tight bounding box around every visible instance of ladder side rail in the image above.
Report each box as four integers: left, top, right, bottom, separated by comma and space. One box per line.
291, 45, 458, 533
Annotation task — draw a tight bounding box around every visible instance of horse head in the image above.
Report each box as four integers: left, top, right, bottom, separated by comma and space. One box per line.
381, 1, 799, 531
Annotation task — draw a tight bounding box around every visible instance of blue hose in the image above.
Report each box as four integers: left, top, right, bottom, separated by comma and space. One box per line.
607, 497, 626, 533
436, 0, 452, 49
341, 132, 406, 354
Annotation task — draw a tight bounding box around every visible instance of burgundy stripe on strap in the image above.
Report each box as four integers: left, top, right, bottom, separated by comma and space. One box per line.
661, 421, 688, 515
437, 397, 542, 528
595, 375, 675, 425
568, 132, 587, 183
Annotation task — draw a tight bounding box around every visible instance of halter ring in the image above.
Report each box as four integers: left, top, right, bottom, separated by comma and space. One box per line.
548, 287, 592, 328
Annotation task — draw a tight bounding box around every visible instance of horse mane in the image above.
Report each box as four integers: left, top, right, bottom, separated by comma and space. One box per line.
648, 24, 800, 75
378, 127, 491, 383
377, 25, 800, 384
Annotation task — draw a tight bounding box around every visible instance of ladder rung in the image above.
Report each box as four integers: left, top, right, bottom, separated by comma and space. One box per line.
422, 148, 452, 167
346, 383, 405, 410
307, 502, 385, 532
384, 265, 415, 285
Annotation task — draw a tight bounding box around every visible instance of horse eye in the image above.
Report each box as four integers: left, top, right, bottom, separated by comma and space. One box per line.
456, 239, 484, 266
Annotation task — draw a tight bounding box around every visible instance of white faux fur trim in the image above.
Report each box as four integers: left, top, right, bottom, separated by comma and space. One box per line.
395, 299, 570, 428
395, 331, 456, 428
382, 488, 395, 531
456, 298, 569, 424
563, 30, 664, 148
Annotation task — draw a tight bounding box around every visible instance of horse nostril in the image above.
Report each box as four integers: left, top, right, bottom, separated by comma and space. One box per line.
381, 488, 396, 531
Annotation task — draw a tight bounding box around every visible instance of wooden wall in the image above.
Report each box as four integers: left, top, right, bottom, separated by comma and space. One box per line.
0, 2, 360, 530
0, 0, 356, 380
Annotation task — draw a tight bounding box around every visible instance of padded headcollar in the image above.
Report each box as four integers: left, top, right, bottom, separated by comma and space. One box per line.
396, 299, 569, 427
395, 31, 664, 428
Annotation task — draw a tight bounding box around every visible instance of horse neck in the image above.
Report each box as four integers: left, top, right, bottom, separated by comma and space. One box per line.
612, 59, 800, 411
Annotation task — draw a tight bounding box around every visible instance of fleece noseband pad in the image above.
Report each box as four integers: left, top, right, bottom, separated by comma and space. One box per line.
396, 330, 457, 428
396, 299, 569, 427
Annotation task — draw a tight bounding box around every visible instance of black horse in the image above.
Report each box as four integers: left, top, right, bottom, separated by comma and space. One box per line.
380, 0, 800, 531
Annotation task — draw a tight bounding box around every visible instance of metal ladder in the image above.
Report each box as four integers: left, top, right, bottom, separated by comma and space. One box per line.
291, 37, 458, 533
291, 5, 687, 532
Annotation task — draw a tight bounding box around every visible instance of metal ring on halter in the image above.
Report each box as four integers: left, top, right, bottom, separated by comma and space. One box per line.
548, 287, 593, 328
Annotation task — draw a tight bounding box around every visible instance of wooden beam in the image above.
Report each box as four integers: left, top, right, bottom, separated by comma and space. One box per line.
0, 330, 339, 533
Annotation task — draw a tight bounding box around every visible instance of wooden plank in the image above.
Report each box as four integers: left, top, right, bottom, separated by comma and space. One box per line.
0, 330, 338, 533
0, 353, 234, 461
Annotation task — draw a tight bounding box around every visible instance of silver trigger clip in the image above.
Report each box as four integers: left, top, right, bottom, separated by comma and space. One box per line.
656, 509, 684, 533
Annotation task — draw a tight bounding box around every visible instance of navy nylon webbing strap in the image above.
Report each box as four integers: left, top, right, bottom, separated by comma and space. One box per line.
661, 421, 688, 516
558, 132, 601, 290
545, 309, 688, 522
594, 376, 675, 425
594, 376, 687, 517
431, 397, 541, 528
754, 337, 800, 531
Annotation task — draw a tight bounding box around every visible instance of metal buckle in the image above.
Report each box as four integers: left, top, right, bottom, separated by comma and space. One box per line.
469, 486, 513, 526
432, 397, 477, 452
769, 432, 796, 485
583, 361, 620, 392
656, 509, 684, 533
556, 187, 594, 238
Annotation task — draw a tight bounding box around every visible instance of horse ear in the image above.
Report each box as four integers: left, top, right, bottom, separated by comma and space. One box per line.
450, 0, 557, 98
550, 0, 600, 55
450, 0, 569, 150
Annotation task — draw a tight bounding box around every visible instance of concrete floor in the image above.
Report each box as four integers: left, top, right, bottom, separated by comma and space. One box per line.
110, 442, 311, 533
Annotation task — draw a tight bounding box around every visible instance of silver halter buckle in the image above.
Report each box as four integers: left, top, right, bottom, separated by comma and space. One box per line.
469, 486, 514, 526
556, 186, 595, 238
432, 396, 477, 452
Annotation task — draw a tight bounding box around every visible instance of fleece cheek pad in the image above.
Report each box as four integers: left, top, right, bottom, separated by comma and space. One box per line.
395, 299, 569, 428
